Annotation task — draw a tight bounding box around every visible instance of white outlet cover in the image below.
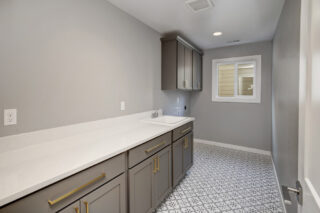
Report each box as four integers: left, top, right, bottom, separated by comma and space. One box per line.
120, 101, 125, 111
4, 109, 17, 126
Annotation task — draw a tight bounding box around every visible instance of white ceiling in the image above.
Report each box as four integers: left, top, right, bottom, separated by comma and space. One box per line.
106, 0, 285, 50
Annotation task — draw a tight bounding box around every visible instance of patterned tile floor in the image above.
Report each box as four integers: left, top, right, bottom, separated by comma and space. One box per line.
156, 143, 284, 213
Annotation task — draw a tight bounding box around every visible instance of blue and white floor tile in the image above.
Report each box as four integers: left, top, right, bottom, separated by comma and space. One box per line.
156, 143, 284, 213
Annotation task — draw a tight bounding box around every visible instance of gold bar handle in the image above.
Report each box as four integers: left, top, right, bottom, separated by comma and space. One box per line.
153, 157, 157, 174
184, 137, 189, 149
74, 207, 80, 213
145, 141, 166, 153
181, 127, 191, 134
157, 156, 160, 172
48, 173, 106, 206
84, 201, 89, 213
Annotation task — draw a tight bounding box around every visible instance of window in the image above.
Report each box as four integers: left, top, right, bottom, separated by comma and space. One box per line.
212, 55, 261, 103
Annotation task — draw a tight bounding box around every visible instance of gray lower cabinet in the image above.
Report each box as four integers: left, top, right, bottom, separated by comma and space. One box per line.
0, 154, 126, 213
128, 132, 172, 168
172, 132, 193, 188
80, 174, 126, 213
183, 133, 193, 172
0, 127, 192, 213
153, 146, 172, 207
58, 201, 80, 213
129, 154, 155, 213
58, 174, 126, 213
161, 36, 202, 91
173, 122, 193, 141
172, 138, 184, 187
129, 146, 172, 213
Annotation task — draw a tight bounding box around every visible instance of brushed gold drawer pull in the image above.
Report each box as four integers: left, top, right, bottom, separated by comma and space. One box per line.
48, 173, 106, 206
181, 127, 192, 134
153, 157, 157, 174
157, 156, 160, 172
84, 201, 89, 213
145, 141, 166, 153
74, 207, 80, 213
184, 137, 189, 149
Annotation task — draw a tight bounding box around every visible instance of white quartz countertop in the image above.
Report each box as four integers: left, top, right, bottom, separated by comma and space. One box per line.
0, 111, 194, 207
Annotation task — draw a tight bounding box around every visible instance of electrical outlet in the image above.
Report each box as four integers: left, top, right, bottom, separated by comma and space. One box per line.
120, 101, 125, 111
4, 109, 17, 126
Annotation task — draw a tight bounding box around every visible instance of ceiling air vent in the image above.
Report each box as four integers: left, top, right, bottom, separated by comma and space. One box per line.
186, 0, 214, 13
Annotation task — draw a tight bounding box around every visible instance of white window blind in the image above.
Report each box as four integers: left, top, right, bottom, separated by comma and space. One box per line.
212, 55, 261, 103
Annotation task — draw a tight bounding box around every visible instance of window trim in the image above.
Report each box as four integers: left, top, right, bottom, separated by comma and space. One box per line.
212, 55, 261, 103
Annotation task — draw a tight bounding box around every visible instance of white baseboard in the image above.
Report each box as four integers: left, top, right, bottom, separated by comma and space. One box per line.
194, 138, 271, 156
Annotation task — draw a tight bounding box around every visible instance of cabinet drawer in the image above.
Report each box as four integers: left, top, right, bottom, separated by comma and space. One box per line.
128, 132, 172, 168
80, 173, 126, 213
0, 153, 126, 213
173, 122, 193, 141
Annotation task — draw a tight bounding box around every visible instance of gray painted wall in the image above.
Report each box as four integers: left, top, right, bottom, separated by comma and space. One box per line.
272, 0, 301, 211
0, 0, 189, 137
190, 41, 273, 151
153, 89, 191, 117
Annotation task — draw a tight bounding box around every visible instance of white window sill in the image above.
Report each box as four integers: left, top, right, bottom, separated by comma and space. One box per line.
212, 97, 261, 103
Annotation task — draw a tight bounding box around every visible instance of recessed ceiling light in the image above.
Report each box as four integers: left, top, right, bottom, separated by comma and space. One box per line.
213, 32, 222, 36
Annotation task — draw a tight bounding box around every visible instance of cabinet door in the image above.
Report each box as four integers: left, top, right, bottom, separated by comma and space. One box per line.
154, 146, 172, 207
129, 156, 156, 213
183, 133, 193, 172
58, 201, 80, 213
184, 47, 193, 90
192, 50, 202, 90
172, 138, 184, 187
177, 41, 185, 89
80, 174, 126, 213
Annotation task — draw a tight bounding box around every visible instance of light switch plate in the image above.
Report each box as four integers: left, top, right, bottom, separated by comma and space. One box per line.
120, 101, 125, 111
4, 109, 17, 126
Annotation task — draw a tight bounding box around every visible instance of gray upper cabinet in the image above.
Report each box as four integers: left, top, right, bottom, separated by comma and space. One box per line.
177, 41, 185, 89
192, 50, 202, 90
184, 47, 193, 90
161, 36, 202, 91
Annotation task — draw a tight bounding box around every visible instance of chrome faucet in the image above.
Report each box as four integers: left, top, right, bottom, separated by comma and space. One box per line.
151, 110, 159, 118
